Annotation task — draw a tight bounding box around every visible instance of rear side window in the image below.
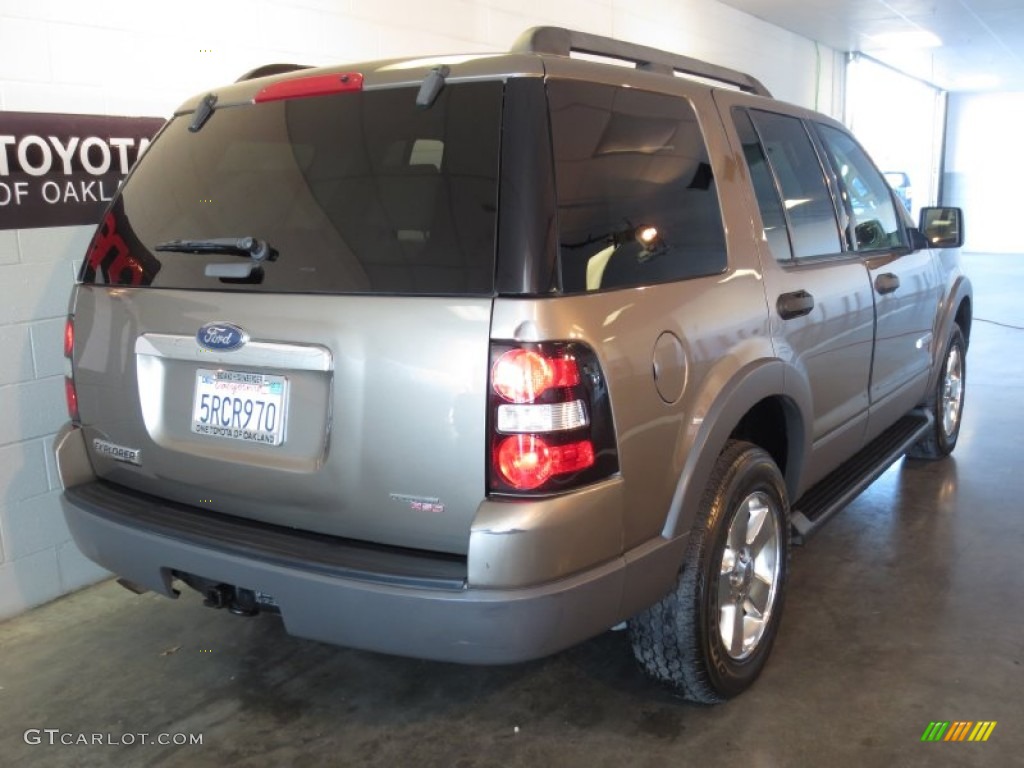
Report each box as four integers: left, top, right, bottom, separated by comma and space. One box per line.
746, 110, 842, 259
732, 108, 792, 261
81, 82, 503, 295
548, 81, 726, 293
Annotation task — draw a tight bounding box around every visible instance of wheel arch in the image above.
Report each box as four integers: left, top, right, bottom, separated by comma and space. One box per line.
728, 395, 805, 500
929, 274, 973, 394
955, 293, 972, 346
661, 358, 810, 541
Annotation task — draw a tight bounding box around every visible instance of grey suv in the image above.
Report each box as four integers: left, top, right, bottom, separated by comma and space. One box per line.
55, 27, 971, 703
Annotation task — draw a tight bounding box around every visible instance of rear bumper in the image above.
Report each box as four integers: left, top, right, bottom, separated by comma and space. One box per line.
55, 425, 686, 664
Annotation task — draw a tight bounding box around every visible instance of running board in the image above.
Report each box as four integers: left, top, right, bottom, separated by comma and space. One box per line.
790, 410, 933, 543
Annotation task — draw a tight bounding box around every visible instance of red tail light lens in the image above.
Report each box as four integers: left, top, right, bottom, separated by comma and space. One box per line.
488, 342, 617, 494
65, 377, 79, 422
254, 72, 364, 103
497, 435, 553, 489
64, 317, 74, 359
64, 315, 80, 423
492, 349, 580, 403
496, 436, 596, 490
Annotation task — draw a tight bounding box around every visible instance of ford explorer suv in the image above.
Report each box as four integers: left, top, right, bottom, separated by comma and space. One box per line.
55, 27, 971, 703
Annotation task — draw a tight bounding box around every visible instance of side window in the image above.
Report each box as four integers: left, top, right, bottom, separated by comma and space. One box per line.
732, 108, 792, 261
548, 81, 727, 293
747, 110, 843, 259
815, 124, 907, 251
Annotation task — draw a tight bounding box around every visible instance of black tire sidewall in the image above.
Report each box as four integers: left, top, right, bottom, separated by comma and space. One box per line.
935, 326, 966, 454
694, 445, 790, 699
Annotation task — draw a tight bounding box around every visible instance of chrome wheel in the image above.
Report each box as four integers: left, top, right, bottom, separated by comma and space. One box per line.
941, 344, 964, 438
630, 441, 789, 702
717, 491, 782, 660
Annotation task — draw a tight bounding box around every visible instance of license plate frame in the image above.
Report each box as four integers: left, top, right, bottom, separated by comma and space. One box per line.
191, 368, 288, 446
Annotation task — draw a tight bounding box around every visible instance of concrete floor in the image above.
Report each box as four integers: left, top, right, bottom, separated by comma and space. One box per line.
2, 253, 1022, 768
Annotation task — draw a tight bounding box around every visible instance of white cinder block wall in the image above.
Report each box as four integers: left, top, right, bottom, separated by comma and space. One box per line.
0, 0, 844, 620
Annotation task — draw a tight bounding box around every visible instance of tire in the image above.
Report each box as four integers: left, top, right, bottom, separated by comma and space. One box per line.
629, 440, 790, 703
908, 324, 966, 460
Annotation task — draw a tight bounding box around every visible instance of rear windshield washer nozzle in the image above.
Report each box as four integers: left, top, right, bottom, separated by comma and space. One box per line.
189, 92, 218, 132
416, 65, 450, 109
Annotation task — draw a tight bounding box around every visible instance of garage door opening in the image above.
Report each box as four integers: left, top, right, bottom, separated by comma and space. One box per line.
845, 54, 946, 222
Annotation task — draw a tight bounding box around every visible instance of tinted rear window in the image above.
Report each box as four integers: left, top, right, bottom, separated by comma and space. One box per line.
81, 82, 503, 295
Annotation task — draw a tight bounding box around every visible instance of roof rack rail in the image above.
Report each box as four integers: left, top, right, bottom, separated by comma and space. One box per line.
511, 26, 771, 98
236, 63, 313, 83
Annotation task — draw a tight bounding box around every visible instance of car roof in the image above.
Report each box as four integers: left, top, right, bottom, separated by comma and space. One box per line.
173, 26, 771, 115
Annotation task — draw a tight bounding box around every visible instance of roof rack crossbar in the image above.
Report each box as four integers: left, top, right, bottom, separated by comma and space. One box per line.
511, 26, 771, 98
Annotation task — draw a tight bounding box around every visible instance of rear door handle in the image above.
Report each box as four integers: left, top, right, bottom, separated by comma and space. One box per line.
777, 290, 815, 320
875, 272, 900, 295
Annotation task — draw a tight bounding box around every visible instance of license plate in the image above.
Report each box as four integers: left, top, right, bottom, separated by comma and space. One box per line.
191, 369, 288, 445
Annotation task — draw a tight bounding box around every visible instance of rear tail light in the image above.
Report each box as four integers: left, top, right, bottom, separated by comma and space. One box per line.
492, 349, 580, 403
495, 436, 596, 491
253, 72, 364, 103
64, 315, 80, 423
63, 316, 74, 358
64, 377, 80, 423
488, 342, 618, 494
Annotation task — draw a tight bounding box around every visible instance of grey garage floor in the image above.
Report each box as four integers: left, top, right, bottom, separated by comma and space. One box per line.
2, 253, 1022, 768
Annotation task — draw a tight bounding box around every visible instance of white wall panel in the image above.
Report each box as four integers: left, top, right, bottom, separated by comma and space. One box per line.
0, 547, 62, 618
0, 229, 17, 265
0, 17, 52, 83
1, 1, 841, 117
0, 377, 67, 446
0, 442, 51, 509
0, 325, 35, 386
31, 318, 67, 379
1, 490, 70, 562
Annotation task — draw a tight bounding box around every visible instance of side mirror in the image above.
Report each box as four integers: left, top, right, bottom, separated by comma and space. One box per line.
919, 207, 964, 248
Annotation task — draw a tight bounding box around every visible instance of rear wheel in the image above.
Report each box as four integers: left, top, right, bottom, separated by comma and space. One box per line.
909, 324, 966, 459
629, 440, 790, 703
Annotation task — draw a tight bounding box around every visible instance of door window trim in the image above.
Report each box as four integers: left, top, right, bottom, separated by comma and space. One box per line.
810, 120, 910, 255
743, 108, 848, 263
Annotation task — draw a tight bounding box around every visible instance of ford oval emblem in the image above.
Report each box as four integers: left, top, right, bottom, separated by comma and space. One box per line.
196, 322, 248, 352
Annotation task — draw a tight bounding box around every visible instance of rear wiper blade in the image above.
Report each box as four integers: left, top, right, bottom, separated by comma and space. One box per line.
155, 237, 277, 262
155, 237, 277, 282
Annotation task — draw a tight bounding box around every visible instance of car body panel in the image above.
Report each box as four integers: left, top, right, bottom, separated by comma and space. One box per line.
71, 285, 492, 555
863, 249, 942, 440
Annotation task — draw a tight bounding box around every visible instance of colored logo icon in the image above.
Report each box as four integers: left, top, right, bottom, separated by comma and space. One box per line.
196, 322, 248, 352
921, 721, 997, 742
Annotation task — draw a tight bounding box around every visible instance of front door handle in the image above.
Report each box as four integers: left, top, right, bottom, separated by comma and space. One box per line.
875, 272, 900, 295
777, 290, 815, 320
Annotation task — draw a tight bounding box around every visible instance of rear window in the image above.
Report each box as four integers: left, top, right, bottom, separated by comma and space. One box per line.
81, 81, 503, 295
548, 81, 727, 293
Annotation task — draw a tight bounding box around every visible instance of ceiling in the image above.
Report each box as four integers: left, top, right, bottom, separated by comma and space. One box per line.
720, 0, 1024, 92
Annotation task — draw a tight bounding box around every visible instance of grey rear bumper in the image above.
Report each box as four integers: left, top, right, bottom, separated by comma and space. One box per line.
56, 425, 686, 664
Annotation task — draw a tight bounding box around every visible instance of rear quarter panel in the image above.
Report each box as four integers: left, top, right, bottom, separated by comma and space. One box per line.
487, 78, 781, 557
